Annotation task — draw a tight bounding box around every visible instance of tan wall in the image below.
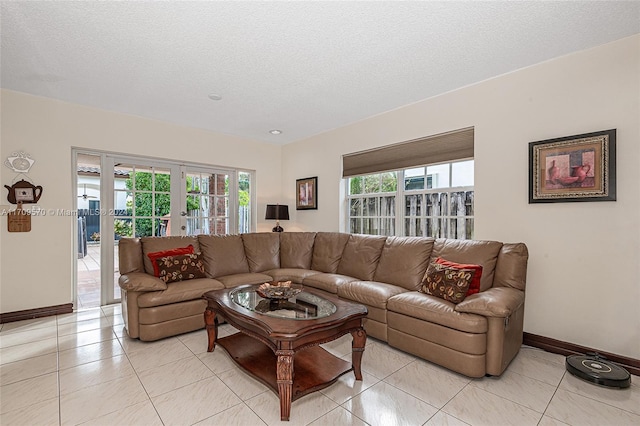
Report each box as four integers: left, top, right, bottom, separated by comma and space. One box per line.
282, 35, 640, 358
2, 35, 638, 359
0, 90, 282, 313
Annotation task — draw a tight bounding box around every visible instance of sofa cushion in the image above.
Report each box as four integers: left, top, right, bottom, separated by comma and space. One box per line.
493, 243, 529, 291
387, 291, 487, 333
455, 287, 525, 317
302, 273, 357, 294
147, 245, 195, 277
420, 262, 475, 304
373, 236, 434, 290
264, 268, 321, 284
198, 234, 250, 277
155, 253, 206, 284
338, 280, 408, 310
311, 232, 350, 273
215, 272, 274, 288
337, 234, 387, 281
242, 233, 280, 272
118, 237, 144, 274
119, 272, 167, 292
431, 239, 502, 292
137, 277, 224, 308
435, 257, 482, 296
280, 232, 316, 269
141, 236, 200, 275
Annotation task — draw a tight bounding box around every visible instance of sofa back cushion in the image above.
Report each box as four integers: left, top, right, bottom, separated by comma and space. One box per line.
118, 237, 144, 274
280, 232, 316, 269
141, 236, 200, 275
337, 234, 387, 281
311, 232, 351, 273
493, 243, 529, 291
198, 234, 250, 277
373, 236, 434, 290
430, 239, 502, 292
242, 233, 280, 272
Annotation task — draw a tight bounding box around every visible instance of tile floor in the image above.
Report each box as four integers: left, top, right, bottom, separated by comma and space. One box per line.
77, 244, 119, 309
1, 305, 638, 426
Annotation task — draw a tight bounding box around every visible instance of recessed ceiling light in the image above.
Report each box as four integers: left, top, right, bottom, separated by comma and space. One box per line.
208, 94, 222, 101
269, 129, 282, 135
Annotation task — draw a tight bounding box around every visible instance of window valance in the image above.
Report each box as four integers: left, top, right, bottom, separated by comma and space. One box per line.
342, 127, 474, 178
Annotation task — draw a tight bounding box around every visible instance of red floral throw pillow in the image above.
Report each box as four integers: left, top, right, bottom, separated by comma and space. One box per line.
154, 253, 206, 284
147, 245, 194, 277
435, 257, 483, 296
420, 261, 476, 304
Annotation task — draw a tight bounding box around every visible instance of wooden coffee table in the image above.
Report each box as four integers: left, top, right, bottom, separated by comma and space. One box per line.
203, 285, 367, 421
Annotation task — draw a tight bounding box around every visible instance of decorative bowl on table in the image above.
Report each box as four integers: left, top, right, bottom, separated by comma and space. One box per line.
256, 281, 302, 299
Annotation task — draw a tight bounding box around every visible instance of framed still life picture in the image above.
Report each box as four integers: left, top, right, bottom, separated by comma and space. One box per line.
529, 129, 616, 203
296, 176, 318, 210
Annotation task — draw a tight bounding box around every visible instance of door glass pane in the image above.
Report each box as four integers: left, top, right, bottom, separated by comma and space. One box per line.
76, 153, 102, 309
185, 171, 230, 236
154, 169, 171, 192
121, 164, 172, 237
238, 171, 251, 233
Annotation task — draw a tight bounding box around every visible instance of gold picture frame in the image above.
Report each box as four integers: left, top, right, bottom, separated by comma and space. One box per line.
529, 129, 616, 203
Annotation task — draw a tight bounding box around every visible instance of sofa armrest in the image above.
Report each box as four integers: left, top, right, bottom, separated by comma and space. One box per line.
454, 287, 524, 318
118, 272, 167, 292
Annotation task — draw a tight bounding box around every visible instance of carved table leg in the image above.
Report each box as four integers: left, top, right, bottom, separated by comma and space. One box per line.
276, 350, 294, 421
204, 307, 217, 352
351, 328, 367, 380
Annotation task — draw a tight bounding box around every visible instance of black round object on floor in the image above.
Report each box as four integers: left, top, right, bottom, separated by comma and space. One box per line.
566, 353, 631, 389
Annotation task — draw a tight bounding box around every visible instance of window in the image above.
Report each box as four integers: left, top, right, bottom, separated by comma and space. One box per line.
348, 172, 397, 236
346, 160, 474, 239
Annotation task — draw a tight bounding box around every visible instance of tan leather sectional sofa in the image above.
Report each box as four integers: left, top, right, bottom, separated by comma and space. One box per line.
118, 232, 528, 377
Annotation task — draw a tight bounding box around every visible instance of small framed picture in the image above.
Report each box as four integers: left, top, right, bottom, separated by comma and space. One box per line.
296, 177, 318, 210
15, 187, 35, 202
529, 129, 616, 203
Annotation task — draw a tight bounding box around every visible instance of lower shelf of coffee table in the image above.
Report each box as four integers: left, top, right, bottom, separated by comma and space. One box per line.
217, 332, 353, 401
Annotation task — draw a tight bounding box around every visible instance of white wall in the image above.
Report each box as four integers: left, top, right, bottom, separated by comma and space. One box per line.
282, 35, 640, 359
76, 176, 128, 211
0, 90, 281, 313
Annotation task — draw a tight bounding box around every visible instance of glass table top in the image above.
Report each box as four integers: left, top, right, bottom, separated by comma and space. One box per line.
231, 287, 337, 320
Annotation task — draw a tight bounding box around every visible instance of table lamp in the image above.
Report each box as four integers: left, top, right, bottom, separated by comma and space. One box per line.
265, 204, 289, 232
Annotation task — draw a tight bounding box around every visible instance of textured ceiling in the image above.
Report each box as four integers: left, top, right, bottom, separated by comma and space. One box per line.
1, 1, 639, 145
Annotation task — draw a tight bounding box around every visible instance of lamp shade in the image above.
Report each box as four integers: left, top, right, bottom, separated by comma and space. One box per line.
265, 204, 289, 221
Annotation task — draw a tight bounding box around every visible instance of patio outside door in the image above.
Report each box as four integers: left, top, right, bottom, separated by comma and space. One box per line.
75, 151, 248, 308
99, 157, 238, 305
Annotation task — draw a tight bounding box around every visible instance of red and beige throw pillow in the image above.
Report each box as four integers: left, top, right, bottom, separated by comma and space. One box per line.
435, 257, 483, 296
154, 253, 206, 284
420, 261, 476, 304
147, 245, 195, 277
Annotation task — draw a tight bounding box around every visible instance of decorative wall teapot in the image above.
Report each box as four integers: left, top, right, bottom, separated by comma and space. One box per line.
4, 179, 43, 204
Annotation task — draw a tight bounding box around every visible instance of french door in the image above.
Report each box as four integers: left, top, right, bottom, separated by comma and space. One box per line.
74, 150, 247, 307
